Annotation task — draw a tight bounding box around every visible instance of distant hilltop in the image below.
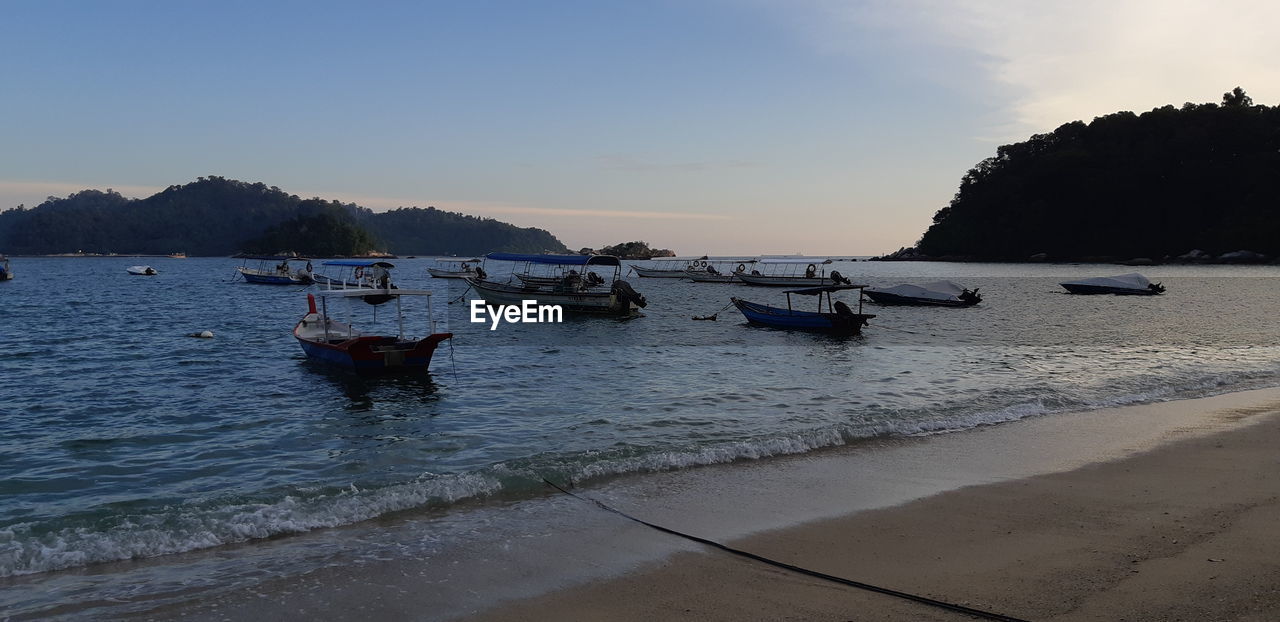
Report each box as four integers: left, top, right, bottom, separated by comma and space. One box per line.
0, 176, 569, 257
891, 87, 1280, 264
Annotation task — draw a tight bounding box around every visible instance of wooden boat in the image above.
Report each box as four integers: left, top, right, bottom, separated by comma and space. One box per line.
468, 253, 646, 315
235, 256, 314, 285
294, 290, 451, 373
1060, 273, 1165, 295
731, 285, 874, 334
427, 258, 481, 279
863, 281, 982, 306
126, 265, 158, 276
735, 258, 860, 287
628, 257, 703, 278
313, 260, 395, 289
0, 255, 11, 281
686, 259, 756, 283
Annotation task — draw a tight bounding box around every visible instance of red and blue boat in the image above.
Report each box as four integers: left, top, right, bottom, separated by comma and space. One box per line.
731, 285, 875, 335
294, 289, 452, 373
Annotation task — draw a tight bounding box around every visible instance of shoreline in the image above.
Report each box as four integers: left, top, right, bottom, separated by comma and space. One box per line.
473, 390, 1280, 621
114, 386, 1280, 621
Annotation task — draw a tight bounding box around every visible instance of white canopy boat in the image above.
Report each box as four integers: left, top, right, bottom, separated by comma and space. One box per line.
686, 258, 757, 283
427, 258, 482, 279
467, 253, 646, 315
126, 265, 158, 276
628, 257, 704, 278
735, 258, 859, 287
1060, 273, 1165, 295
863, 281, 982, 306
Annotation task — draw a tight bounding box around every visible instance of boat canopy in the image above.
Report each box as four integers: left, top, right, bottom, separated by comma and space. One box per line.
240, 255, 312, 262
783, 285, 865, 295
485, 252, 622, 267
315, 288, 433, 298
865, 281, 967, 301
1060, 273, 1152, 289
322, 260, 396, 268
760, 257, 833, 264
434, 258, 481, 263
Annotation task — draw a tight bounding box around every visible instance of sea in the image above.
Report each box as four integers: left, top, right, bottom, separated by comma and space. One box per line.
3, 257, 1280, 618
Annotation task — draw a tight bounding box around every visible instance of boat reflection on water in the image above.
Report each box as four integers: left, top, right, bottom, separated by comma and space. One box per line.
302, 359, 443, 412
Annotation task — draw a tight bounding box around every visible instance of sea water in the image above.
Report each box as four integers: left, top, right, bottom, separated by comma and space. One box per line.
3, 257, 1280, 617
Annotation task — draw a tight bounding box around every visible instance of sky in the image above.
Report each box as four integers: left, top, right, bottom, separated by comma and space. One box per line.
3, 0, 1278, 256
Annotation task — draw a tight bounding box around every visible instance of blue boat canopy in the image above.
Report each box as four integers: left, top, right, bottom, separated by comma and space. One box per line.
240, 255, 312, 261
485, 252, 622, 267
322, 260, 396, 268
784, 285, 865, 295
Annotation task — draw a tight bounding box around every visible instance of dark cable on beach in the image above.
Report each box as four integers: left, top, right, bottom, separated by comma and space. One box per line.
541, 478, 1030, 622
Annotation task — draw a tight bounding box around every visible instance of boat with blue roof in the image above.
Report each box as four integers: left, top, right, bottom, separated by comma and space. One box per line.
731, 285, 874, 334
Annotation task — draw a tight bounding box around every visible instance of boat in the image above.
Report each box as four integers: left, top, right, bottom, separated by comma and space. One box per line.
686, 259, 757, 283
126, 265, 158, 276
427, 258, 482, 279
0, 255, 11, 281
731, 285, 875, 334
1060, 273, 1165, 295
293, 289, 452, 373
735, 258, 859, 287
628, 257, 704, 278
235, 256, 314, 285
863, 281, 982, 306
313, 260, 396, 289
467, 253, 647, 315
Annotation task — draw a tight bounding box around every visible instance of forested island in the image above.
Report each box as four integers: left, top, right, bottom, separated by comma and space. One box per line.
897, 87, 1280, 263
0, 177, 569, 257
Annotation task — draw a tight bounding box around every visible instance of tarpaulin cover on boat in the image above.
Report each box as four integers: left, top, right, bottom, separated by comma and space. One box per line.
1060, 273, 1152, 289
485, 253, 622, 266
865, 281, 967, 302
322, 260, 396, 268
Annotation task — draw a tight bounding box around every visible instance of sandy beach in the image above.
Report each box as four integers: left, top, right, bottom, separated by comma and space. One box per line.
473, 396, 1280, 622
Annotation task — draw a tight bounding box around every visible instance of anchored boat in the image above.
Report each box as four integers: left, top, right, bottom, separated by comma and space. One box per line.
686, 259, 757, 283
731, 285, 875, 334
0, 255, 11, 281
628, 257, 704, 278
863, 281, 982, 306
467, 253, 647, 315
427, 258, 482, 279
235, 256, 314, 285
1060, 273, 1165, 295
126, 265, 158, 276
312, 260, 395, 289
294, 289, 451, 373
735, 258, 859, 287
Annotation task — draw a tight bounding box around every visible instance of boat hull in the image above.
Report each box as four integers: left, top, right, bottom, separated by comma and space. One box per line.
731, 298, 874, 334
1060, 284, 1160, 295
295, 330, 451, 373
736, 274, 841, 287
467, 278, 639, 314
687, 272, 741, 283
427, 267, 477, 279
862, 291, 973, 306
629, 266, 689, 278
239, 267, 311, 285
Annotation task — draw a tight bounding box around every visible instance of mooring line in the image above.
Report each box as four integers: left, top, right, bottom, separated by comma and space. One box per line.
541, 478, 1029, 622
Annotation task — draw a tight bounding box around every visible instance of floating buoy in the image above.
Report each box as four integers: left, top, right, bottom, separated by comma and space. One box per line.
188, 330, 214, 338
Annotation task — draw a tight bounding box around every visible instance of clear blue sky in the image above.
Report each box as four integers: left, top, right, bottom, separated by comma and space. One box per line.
3, 1, 1275, 255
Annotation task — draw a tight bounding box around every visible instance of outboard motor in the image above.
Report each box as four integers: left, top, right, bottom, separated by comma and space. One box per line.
1149, 282, 1165, 294
833, 300, 854, 316
959, 288, 982, 305
474, 266, 487, 280
586, 271, 605, 286
611, 280, 647, 310
829, 270, 851, 285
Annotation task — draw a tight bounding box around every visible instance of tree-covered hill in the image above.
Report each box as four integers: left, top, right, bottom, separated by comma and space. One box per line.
0, 176, 569, 256
916, 87, 1280, 261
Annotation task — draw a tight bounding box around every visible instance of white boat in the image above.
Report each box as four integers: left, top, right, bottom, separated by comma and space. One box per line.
468, 253, 646, 315
427, 258, 482, 279
313, 260, 395, 289
628, 257, 704, 278
863, 281, 982, 306
1060, 273, 1165, 295
294, 288, 451, 373
126, 265, 158, 276
735, 258, 859, 287
0, 255, 12, 281
686, 259, 757, 283
235, 256, 313, 285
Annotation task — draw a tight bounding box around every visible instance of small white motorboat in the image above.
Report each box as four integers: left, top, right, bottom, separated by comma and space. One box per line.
127, 265, 158, 276
1060, 273, 1164, 295
863, 281, 982, 306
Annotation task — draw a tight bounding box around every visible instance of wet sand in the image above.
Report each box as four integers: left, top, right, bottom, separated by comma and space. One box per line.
474, 396, 1280, 621
124, 388, 1280, 621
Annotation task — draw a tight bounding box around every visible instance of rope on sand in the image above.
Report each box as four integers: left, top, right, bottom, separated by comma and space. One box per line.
541, 478, 1029, 622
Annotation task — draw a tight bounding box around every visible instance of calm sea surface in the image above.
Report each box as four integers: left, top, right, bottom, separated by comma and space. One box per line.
3, 257, 1280, 617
